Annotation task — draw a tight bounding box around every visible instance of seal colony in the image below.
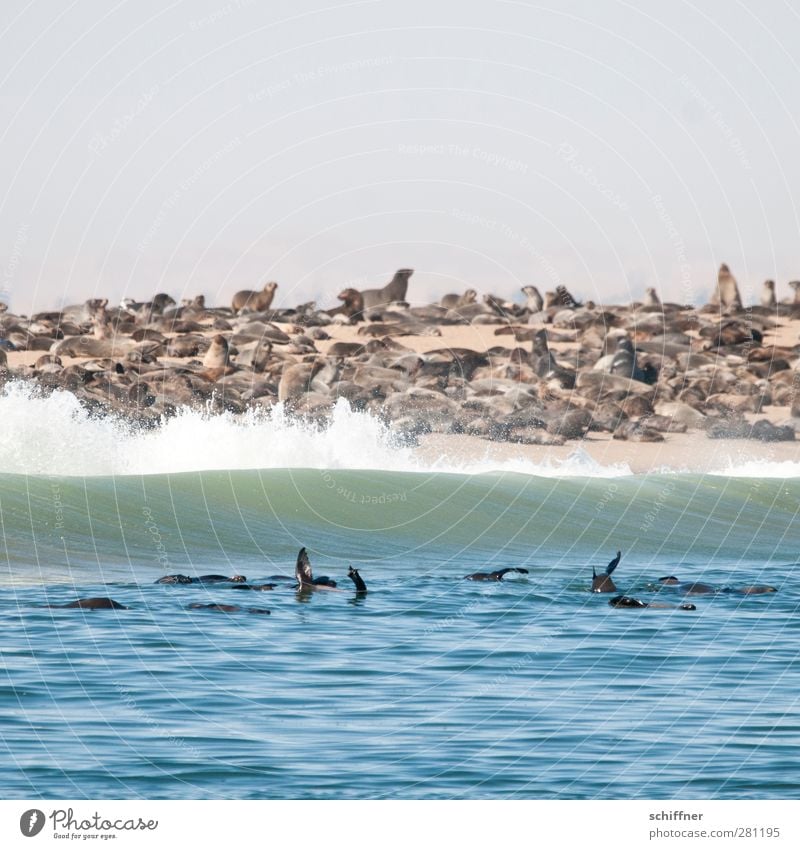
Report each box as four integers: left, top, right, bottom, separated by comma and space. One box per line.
2, 262, 800, 448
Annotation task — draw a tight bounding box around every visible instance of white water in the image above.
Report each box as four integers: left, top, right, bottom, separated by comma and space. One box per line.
1, 382, 798, 478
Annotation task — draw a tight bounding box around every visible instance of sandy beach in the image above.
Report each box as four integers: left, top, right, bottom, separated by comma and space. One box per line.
2, 275, 800, 476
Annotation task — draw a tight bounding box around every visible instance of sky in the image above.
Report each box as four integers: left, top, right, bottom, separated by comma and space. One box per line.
1, 0, 799, 314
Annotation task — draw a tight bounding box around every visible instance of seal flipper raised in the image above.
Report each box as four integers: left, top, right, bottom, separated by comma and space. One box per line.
592, 550, 621, 593
347, 565, 367, 594
295, 547, 338, 590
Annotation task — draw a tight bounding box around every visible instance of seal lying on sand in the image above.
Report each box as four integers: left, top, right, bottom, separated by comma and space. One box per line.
52, 598, 128, 610
609, 595, 696, 611
465, 567, 529, 581
592, 551, 621, 592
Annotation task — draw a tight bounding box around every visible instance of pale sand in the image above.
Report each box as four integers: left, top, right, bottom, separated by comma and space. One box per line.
415, 431, 800, 475
5, 312, 800, 476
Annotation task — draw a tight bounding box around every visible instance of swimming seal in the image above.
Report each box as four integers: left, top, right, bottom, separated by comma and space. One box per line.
348, 566, 367, 594
609, 595, 696, 611
154, 574, 246, 584
54, 598, 128, 610
465, 568, 529, 581
231, 583, 276, 591
296, 547, 337, 589
592, 551, 621, 592
194, 575, 247, 584
657, 577, 777, 595
187, 603, 270, 614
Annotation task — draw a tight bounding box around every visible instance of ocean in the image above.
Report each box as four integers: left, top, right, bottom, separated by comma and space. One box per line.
1, 383, 798, 799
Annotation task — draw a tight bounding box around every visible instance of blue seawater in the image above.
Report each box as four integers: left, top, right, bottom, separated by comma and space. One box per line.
1, 468, 799, 799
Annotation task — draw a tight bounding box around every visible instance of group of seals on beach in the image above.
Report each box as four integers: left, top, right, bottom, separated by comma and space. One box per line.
2, 263, 800, 446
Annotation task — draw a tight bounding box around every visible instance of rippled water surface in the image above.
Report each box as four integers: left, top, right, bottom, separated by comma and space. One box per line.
1, 470, 799, 799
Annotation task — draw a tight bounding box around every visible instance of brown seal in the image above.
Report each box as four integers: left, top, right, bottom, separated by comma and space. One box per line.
232, 282, 278, 313
202, 334, 231, 368
521, 285, 543, 312
326, 288, 364, 320
360, 268, 413, 311
708, 263, 743, 311
643, 287, 661, 307
760, 280, 776, 308
278, 360, 326, 403
440, 289, 477, 309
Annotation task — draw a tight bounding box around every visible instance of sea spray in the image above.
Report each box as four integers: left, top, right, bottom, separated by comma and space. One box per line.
2, 381, 800, 478
0, 382, 629, 478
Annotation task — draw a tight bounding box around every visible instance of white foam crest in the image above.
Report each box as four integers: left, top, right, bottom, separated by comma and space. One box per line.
3, 382, 795, 479
427, 444, 633, 478
707, 459, 800, 479
0, 383, 417, 476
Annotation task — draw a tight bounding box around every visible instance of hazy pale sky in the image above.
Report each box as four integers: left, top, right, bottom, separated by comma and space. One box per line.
1, 0, 798, 313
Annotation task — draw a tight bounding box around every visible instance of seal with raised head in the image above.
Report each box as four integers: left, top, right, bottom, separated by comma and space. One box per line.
708, 263, 743, 311
592, 551, 621, 592
521, 285, 544, 312
643, 287, 661, 307
202, 334, 231, 368
232, 282, 278, 313
360, 268, 413, 311
465, 567, 529, 581
760, 280, 777, 308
